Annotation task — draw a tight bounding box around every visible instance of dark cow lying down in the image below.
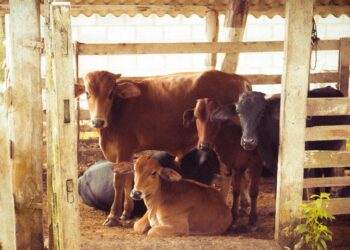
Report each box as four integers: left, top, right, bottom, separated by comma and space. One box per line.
212, 86, 349, 197
117, 155, 232, 237
78, 160, 146, 216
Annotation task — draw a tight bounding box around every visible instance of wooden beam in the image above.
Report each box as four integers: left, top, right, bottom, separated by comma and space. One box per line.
305, 125, 350, 141
221, 0, 248, 73
337, 38, 350, 97
303, 197, 350, 215
8, 1, 43, 249
48, 3, 80, 249
307, 97, 350, 116
305, 150, 350, 168
303, 176, 350, 188
205, 10, 219, 69
275, 0, 313, 241
77, 40, 339, 55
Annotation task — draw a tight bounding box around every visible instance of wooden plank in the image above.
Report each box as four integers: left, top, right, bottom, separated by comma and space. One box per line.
8, 1, 43, 249
77, 40, 339, 55
337, 38, 350, 97
205, 10, 219, 69
48, 3, 81, 249
221, 0, 248, 73
305, 125, 350, 141
307, 97, 350, 116
303, 176, 350, 188
275, 0, 313, 241
303, 198, 350, 215
305, 150, 350, 168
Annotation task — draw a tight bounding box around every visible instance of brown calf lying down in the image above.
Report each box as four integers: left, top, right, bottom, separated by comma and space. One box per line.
183, 98, 263, 228
118, 155, 232, 237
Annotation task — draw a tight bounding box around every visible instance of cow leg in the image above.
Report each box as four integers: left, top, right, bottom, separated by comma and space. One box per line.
219, 162, 231, 202
248, 163, 262, 229
239, 170, 251, 215
120, 173, 135, 220
231, 168, 244, 227
148, 218, 189, 237
134, 211, 150, 234
103, 170, 125, 226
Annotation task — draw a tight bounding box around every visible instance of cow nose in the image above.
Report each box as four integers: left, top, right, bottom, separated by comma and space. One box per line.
199, 143, 211, 152
91, 119, 105, 128
241, 136, 257, 149
130, 189, 142, 200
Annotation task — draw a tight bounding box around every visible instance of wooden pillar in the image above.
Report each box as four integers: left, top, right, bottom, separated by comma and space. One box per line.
0, 17, 16, 250
220, 0, 248, 73
8, 1, 43, 249
337, 38, 350, 97
275, 0, 313, 241
47, 2, 81, 249
205, 10, 219, 69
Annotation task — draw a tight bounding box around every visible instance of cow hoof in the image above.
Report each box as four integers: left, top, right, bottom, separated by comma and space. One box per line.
103, 217, 120, 227
247, 224, 258, 232
119, 214, 132, 221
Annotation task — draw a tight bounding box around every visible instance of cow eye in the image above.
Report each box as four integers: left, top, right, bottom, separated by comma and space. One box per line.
85, 92, 90, 99
151, 171, 157, 176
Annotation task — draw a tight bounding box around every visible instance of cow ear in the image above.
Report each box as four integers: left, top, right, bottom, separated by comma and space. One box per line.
115, 82, 141, 99
210, 103, 237, 122
114, 161, 134, 175
183, 109, 195, 128
159, 168, 182, 182
74, 84, 85, 97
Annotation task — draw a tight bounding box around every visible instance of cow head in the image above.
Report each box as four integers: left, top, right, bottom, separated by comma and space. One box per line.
183, 98, 221, 152
75, 71, 141, 129
130, 155, 182, 201
211, 91, 267, 151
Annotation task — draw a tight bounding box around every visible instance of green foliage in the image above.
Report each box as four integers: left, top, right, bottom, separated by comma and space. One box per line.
294, 193, 335, 250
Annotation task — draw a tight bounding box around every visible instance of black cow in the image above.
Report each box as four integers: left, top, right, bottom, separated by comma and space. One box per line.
78, 160, 146, 216
211, 86, 349, 196
152, 149, 220, 185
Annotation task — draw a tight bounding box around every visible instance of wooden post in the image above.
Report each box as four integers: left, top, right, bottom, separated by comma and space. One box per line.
47, 3, 81, 249
0, 18, 16, 250
275, 0, 313, 241
220, 0, 248, 73
8, 1, 43, 249
205, 10, 219, 69
338, 38, 350, 97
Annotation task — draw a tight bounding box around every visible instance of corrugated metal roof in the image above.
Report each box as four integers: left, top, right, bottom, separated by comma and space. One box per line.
0, 0, 349, 18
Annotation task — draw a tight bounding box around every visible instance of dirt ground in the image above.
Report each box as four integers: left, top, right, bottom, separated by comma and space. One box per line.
76, 141, 350, 250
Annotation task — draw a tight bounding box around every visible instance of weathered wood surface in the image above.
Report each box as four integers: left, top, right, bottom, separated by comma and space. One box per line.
307, 97, 350, 116
338, 38, 350, 97
47, 3, 81, 249
8, 1, 43, 249
275, 0, 313, 240
305, 125, 350, 141
0, 88, 16, 250
205, 10, 218, 69
304, 176, 350, 188
221, 0, 248, 73
303, 197, 350, 215
77, 40, 339, 55
305, 150, 350, 168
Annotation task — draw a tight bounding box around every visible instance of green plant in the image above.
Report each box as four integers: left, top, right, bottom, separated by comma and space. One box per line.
294, 193, 335, 250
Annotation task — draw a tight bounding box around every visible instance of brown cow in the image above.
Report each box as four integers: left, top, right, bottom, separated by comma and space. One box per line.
75, 70, 250, 226
183, 98, 263, 229
118, 155, 232, 236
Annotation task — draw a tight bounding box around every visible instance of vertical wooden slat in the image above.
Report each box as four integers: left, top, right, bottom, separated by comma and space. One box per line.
0, 16, 16, 250
205, 10, 219, 69
221, 0, 248, 73
8, 1, 43, 249
47, 2, 81, 249
338, 38, 350, 97
275, 0, 313, 241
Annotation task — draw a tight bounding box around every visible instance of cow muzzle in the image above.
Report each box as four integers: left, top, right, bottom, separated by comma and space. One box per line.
199, 143, 211, 152
241, 136, 258, 150
130, 189, 143, 200
91, 119, 105, 128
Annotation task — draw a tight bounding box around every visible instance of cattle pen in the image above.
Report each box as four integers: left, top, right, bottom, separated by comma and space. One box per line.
0, 0, 350, 249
